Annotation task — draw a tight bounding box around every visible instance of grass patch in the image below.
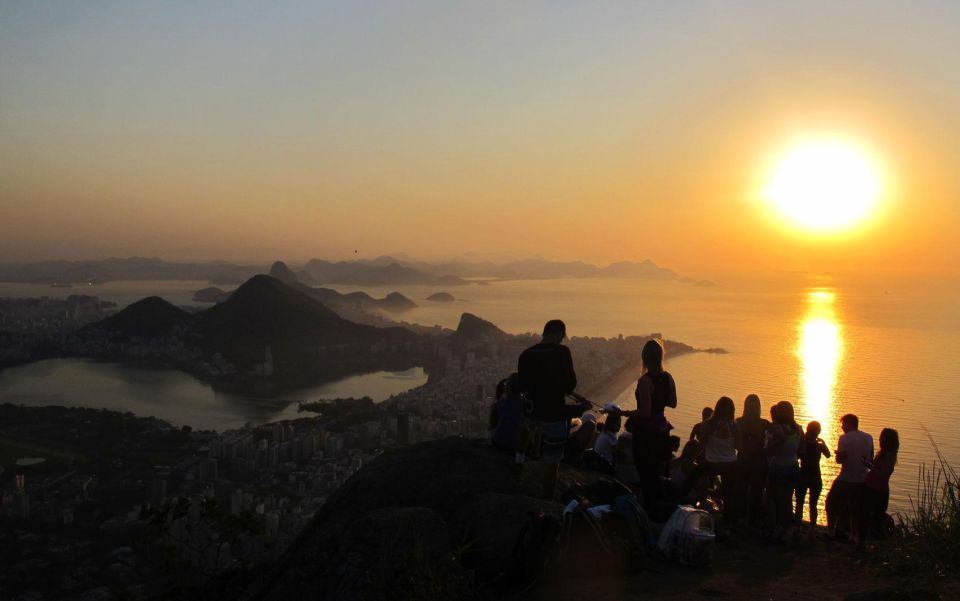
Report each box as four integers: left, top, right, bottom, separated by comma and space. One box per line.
871, 432, 959, 580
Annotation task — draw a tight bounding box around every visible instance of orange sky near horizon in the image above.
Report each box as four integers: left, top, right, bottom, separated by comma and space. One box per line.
1, 3, 958, 278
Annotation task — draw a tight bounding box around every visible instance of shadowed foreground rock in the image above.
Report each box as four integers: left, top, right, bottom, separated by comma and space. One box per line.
240, 438, 959, 601
242, 438, 561, 601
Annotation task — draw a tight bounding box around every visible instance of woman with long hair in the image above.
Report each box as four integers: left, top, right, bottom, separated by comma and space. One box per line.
765, 401, 805, 539
623, 339, 677, 516
737, 394, 771, 527
700, 396, 742, 523
796, 420, 831, 528
861, 428, 899, 540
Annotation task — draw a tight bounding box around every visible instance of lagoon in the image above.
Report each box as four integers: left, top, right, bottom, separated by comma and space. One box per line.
0, 359, 427, 432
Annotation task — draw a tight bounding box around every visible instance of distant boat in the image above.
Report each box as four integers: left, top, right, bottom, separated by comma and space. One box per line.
50, 283, 73, 288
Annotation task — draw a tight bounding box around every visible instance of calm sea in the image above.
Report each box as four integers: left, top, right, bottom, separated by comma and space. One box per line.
2, 275, 959, 517
330, 274, 960, 518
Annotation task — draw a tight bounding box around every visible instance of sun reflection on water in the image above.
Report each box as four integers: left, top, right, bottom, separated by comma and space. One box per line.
796, 289, 844, 523
797, 290, 843, 434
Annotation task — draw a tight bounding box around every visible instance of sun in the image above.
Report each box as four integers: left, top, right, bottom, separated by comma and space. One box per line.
763, 139, 883, 233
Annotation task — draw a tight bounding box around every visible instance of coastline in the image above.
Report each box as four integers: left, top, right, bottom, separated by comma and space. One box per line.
584, 344, 720, 405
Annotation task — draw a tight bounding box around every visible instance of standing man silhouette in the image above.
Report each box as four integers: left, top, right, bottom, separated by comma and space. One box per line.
516, 319, 587, 499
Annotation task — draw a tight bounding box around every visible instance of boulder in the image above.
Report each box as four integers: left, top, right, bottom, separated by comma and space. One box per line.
245, 438, 576, 600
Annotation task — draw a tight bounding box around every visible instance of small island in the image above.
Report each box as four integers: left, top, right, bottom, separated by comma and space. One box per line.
425, 291, 456, 302
192, 286, 229, 303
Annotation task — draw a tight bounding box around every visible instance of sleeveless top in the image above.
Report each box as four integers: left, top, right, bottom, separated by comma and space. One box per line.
703, 420, 739, 463
634, 371, 676, 417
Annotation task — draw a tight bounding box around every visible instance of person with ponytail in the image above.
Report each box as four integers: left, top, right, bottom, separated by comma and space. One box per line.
737, 394, 771, 527
764, 401, 805, 539
700, 395, 742, 524
622, 339, 677, 517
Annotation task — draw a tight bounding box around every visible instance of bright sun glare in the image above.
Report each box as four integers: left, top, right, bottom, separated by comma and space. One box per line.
764, 139, 883, 233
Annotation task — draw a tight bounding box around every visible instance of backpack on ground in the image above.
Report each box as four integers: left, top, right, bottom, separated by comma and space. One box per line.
611, 493, 658, 560
558, 502, 623, 576
657, 505, 715, 568
496, 510, 561, 594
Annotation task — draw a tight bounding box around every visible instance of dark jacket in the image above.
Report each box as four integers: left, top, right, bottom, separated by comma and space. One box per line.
517, 342, 577, 422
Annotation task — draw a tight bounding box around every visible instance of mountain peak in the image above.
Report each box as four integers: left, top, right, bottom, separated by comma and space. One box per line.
86, 296, 190, 339
449, 312, 508, 347
268, 261, 299, 284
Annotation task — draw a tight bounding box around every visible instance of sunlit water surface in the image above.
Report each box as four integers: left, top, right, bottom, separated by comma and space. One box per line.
2, 275, 959, 520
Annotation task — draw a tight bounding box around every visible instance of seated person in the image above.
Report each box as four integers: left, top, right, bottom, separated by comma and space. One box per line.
565, 412, 598, 463
594, 413, 622, 464
490, 373, 523, 452
689, 406, 713, 443
669, 439, 701, 494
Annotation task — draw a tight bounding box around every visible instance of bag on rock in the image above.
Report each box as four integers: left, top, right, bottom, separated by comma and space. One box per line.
658, 505, 715, 567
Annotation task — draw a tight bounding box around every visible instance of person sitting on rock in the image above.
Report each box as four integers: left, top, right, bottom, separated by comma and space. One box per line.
564, 412, 598, 464
588, 412, 621, 474
489, 373, 523, 452
690, 406, 713, 443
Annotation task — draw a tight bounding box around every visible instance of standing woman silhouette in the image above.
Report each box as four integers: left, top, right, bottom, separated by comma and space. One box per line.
624, 339, 677, 515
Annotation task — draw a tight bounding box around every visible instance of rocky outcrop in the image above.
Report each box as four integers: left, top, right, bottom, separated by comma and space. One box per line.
243, 438, 564, 601
447, 313, 509, 349
268, 261, 300, 284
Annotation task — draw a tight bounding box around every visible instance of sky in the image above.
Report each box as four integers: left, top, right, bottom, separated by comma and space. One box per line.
2, 1, 959, 277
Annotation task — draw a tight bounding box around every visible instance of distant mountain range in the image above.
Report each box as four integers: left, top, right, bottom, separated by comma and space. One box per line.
0, 255, 714, 287
80, 275, 421, 379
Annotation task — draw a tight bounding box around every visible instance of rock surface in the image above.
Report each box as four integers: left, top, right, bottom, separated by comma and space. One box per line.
243, 438, 563, 600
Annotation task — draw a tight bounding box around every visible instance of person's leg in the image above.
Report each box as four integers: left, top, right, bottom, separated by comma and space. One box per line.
825, 478, 840, 531
719, 462, 740, 524
809, 483, 822, 528
750, 463, 766, 527
539, 420, 568, 500
764, 474, 778, 533
793, 481, 813, 523
850, 483, 865, 543
515, 419, 531, 465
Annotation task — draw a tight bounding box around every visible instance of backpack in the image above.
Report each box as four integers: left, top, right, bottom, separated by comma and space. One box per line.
497, 511, 561, 593
558, 503, 624, 576
611, 493, 658, 561
658, 505, 716, 567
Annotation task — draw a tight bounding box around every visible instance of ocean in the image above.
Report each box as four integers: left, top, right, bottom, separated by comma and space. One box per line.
2, 274, 959, 518
328, 274, 960, 518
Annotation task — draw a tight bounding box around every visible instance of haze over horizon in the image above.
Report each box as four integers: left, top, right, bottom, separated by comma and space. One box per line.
3, 2, 959, 277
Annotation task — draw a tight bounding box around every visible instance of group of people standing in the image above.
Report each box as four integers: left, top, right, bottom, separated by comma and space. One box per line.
488, 319, 900, 542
